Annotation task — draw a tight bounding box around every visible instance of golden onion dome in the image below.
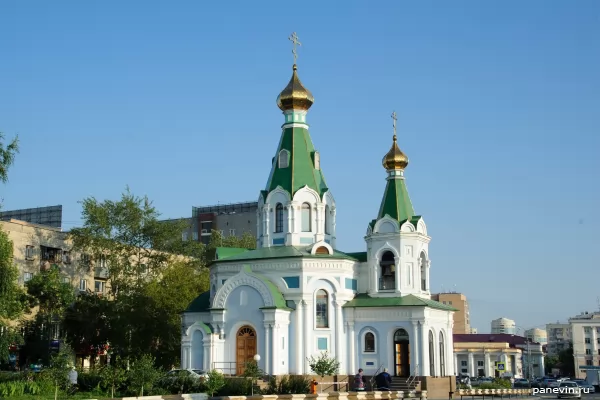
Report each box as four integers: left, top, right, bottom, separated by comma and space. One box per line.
382, 134, 409, 170
276, 64, 314, 111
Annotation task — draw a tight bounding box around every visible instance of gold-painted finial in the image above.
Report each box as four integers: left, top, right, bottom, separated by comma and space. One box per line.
382, 111, 409, 170
276, 32, 314, 111
289, 32, 301, 65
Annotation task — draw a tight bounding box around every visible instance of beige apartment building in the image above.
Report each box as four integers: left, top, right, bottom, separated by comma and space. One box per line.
1, 219, 108, 302
431, 292, 471, 334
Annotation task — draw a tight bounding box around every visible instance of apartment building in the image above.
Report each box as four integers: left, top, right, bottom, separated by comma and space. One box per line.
525, 328, 548, 344
0, 219, 108, 298
431, 292, 472, 334
0, 205, 63, 229
569, 311, 600, 378
546, 322, 572, 356
491, 317, 516, 334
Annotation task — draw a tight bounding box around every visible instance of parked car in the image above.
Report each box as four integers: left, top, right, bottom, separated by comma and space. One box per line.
514, 379, 530, 388
557, 381, 581, 399
572, 380, 595, 393
166, 369, 208, 380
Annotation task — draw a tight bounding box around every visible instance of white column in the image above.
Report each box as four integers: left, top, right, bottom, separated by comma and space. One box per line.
316, 205, 323, 235
203, 342, 210, 371
411, 321, 421, 376
303, 300, 310, 374
264, 324, 271, 374
335, 300, 345, 374
182, 345, 191, 369
421, 324, 430, 376
484, 352, 491, 377
348, 321, 356, 373
454, 353, 458, 375
468, 352, 475, 377
295, 301, 304, 374
271, 323, 279, 375
331, 207, 337, 247
263, 206, 270, 247
286, 205, 293, 233
394, 256, 401, 293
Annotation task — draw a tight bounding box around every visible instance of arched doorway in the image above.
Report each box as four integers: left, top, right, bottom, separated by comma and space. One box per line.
393, 328, 410, 377
236, 326, 257, 375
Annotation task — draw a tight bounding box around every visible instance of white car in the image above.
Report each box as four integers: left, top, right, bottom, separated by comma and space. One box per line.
557, 381, 581, 399
166, 369, 208, 379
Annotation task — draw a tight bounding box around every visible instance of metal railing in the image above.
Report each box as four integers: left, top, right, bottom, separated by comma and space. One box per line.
407, 364, 420, 387
212, 361, 237, 375
369, 364, 385, 390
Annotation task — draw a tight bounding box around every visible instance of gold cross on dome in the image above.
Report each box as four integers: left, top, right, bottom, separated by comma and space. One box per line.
289, 32, 302, 64
391, 111, 398, 140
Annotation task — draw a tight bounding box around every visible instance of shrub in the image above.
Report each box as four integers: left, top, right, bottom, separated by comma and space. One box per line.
265, 374, 311, 394
127, 354, 162, 397
157, 371, 205, 395
215, 377, 252, 396
78, 368, 103, 392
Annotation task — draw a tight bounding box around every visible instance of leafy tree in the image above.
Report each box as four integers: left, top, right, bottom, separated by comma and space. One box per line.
242, 360, 264, 395
557, 346, 575, 376
204, 369, 226, 397
26, 267, 75, 317
0, 132, 19, 184
69, 188, 203, 297
307, 351, 340, 390
99, 358, 127, 398
0, 228, 29, 323
46, 343, 75, 400
128, 354, 161, 397
202, 230, 255, 264
545, 355, 559, 374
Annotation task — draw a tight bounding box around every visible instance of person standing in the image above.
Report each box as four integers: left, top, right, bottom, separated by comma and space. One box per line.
67, 367, 78, 394
354, 369, 366, 391
375, 368, 392, 390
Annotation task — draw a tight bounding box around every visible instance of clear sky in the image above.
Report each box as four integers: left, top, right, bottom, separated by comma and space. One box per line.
1, 0, 599, 334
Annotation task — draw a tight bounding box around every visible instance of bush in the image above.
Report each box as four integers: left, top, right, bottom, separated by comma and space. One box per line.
215, 377, 252, 396
78, 369, 103, 392
265, 375, 311, 394
157, 371, 205, 395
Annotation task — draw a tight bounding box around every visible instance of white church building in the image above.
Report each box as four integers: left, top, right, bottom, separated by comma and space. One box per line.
181, 45, 456, 379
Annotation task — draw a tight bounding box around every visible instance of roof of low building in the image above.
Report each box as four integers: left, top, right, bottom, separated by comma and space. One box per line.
213, 245, 365, 263
453, 333, 541, 346
343, 293, 458, 311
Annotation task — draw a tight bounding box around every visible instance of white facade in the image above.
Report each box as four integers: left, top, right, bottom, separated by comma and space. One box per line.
454, 343, 544, 379
569, 312, 600, 378
491, 318, 516, 335
181, 63, 455, 378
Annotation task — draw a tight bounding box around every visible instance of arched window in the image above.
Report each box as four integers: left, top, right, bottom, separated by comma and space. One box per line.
278, 150, 289, 168
379, 251, 396, 290
364, 332, 375, 352
301, 203, 311, 232
429, 330, 435, 376
324, 205, 330, 234
420, 252, 428, 291
275, 203, 284, 233
439, 331, 446, 376
315, 289, 328, 328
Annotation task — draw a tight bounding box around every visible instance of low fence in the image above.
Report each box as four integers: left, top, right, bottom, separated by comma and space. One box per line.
456, 388, 533, 398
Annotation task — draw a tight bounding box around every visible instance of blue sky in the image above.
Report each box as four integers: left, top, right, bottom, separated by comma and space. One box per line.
1, 0, 599, 334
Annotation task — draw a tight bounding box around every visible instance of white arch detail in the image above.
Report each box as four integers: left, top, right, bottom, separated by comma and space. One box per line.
265, 186, 292, 204
374, 242, 400, 261
373, 216, 399, 233
212, 267, 276, 309
293, 185, 320, 203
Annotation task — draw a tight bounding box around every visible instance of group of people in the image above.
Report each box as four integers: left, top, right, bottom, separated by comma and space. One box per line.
354, 368, 393, 391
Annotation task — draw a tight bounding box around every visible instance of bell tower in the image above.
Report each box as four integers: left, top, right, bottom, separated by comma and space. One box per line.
364, 112, 431, 298
256, 33, 336, 250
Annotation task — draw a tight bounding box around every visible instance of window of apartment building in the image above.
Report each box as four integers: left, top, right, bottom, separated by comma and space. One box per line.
584, 327, 592, 334
229, 229, 236, 236
461, 368, 468, 373
80, 253, 91, 267
79, 279, 87, 291
597, 327, 600, 334
61, 277, 70, 284
219, 230, 224, 236
597, 338, 600, 345
25, 245, 35, 260
586, 360, 593, 366
41, 246, 62, 262
139, 264, 148, 274
585, 349, 592, 355
62, 251, 72, 264
193, 232, 198, 241
94, 281, 105, 293
182, 232, 188, 241
201, 222, 212, 231
598, 349, 600, 355
448, 301, 453, 305
585, 338, 591, 344
477, 361, 484, 367
98, 255, 108, 269
23, 272, 33, 282
461, 361, 467, 367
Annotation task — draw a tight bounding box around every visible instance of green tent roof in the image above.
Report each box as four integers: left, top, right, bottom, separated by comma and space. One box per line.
343, 293, 458, 311
185, 290, 211, 312
377, 177, 415, 222
263, 126, 328, 199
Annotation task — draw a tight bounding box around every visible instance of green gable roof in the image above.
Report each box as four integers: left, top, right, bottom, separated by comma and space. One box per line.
378, 177, 415, 222
216, 247, 249, 260
213, 245, 361, 263
263, 126, 328, 199
343, 293, 458, 311
185, 290, 210, 312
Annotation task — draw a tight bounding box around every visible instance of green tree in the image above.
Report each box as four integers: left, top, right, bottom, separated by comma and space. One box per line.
46, 344, 74, 400
557, 346, 575, 376
307, 351, 339, 391
99, 358, 127, 398
203, 230, 255, 264
545, 355, 559, 374
26, 267, 76, 317
0, 132, 19, 184
242, 360, 264, 395
204, 369, 226, 397
128, 354, 161, 397
0, 228, 29, 323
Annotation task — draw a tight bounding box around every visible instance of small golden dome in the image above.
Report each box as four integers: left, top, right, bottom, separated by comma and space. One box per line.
276, 64, 314, 111
382, 134, 409, 170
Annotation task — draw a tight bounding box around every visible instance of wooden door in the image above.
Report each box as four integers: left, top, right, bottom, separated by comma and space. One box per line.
394, 342, 410, 377
236, 326, 256, 375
